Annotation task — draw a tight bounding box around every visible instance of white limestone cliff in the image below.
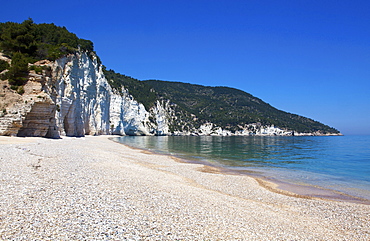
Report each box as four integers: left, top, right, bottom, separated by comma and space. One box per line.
109, 89, 151, 136
48, 52, 157, 137
150, 100, 172, 135
48, 53, 110, 136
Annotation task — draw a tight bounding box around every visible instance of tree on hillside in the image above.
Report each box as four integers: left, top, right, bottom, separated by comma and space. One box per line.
0, 59, 9, 72
5, 52, 29, 88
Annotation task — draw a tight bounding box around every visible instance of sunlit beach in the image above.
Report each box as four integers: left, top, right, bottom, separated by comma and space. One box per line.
0, 136, 369, 239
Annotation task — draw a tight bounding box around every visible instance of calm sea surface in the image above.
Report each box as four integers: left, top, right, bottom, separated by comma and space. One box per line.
114, 135, 370, 200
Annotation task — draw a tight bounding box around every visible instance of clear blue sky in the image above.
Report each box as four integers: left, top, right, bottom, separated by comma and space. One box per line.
2, 0, 369, 135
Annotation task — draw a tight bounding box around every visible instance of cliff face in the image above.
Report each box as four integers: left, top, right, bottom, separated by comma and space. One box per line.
47, 52, 160, 137
0, 52, 341, 137
109, 89, 152, 136
47, 53, 109, 136
0, 52, 174, 138
0, 65, 58, 137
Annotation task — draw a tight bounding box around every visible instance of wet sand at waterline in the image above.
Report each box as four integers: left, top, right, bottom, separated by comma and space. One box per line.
0, 136, 369, 240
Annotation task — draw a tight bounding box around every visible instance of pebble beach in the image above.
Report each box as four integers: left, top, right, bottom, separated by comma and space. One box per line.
0, 135, 369, 240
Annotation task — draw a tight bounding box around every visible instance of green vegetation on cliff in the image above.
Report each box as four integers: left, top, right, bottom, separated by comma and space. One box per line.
103, 68, 158, 110
0, 19, 96, 90
0, 18, 94, 62
0, 59, 9, 72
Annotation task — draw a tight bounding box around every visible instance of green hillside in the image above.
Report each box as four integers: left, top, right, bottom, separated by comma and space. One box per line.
145, 80, 339, 134
103, 68, 339, 134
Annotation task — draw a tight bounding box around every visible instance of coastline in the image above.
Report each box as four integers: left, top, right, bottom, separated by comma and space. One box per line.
112, 136, 370, 205
1, 135, 369, 240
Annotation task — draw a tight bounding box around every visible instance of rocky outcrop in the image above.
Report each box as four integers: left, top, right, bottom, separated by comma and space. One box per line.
17, 101, 57, 137
48, 53, 111, 136
0, 112, 23, 136
0, 77, 57, 137
109, 89, 152, 136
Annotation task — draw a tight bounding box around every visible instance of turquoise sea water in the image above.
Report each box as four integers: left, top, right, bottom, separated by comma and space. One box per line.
114, 135, 370, 201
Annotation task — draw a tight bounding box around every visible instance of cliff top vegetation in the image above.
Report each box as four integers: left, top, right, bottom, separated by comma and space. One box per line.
0, 19, 96, 91
0, 18, 94, 62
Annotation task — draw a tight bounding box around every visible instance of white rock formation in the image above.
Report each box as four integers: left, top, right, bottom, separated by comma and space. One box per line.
48, 52, 161, 137
109, 89, 151, 136
47, 53, 111, 136
151, 100, 172, 135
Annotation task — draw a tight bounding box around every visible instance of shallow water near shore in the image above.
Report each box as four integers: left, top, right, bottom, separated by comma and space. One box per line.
114, 135, 370, 202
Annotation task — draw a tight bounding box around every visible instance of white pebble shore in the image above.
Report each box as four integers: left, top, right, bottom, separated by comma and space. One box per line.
0, 135, 369, 240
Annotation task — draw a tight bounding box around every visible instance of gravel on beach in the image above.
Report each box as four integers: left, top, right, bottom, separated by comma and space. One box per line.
0, 135, 369, 240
